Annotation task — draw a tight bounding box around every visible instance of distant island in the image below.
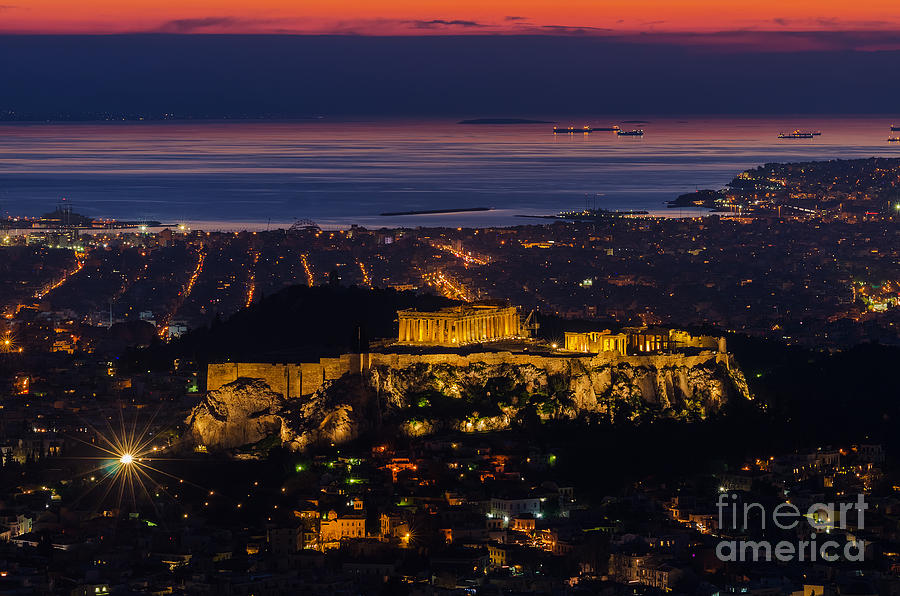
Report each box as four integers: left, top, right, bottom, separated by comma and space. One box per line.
457, 118, 553, 125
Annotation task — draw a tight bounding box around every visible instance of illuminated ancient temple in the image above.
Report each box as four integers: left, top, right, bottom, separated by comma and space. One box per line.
397, 303, 522, 346
564, 327, 725, 355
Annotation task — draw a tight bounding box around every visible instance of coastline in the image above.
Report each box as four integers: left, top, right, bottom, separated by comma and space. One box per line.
1, 116, 899, 230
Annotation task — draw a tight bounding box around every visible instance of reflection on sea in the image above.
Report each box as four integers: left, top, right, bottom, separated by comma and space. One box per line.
0, 116, 898, 228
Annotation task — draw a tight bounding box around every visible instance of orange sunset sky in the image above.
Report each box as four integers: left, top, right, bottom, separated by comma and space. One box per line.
3, 0, 900, 35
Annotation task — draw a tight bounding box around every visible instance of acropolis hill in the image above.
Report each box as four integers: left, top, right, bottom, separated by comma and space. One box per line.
190, 303, 750, 451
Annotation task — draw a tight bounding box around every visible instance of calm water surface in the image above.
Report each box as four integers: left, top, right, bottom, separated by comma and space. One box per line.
1, 116, 898, 229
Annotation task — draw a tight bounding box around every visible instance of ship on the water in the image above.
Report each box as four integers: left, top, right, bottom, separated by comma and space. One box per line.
616, 129, 644, 136
892, 124, 900, 131
552, 125, 621, 134
778, 130, 817, 139
888, 137, 900, 143
553, 125, 594, 134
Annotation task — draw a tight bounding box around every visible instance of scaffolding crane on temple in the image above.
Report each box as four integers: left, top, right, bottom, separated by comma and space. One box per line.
523, 309, 540, 337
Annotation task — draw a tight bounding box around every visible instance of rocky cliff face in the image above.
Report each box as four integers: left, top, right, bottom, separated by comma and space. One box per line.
188, 376, 369, 451
188, 350, 750, 452
368, 353, 748, 431
187, 378, 286, 449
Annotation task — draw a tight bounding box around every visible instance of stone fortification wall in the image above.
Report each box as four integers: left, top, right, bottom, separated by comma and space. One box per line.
208, 349, 735, 399
207, 353, 367, 396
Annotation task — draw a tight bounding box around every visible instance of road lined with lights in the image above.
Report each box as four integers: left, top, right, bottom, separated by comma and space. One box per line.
300, 253, 315, 286
158, 246, 206, 339
34, 251, 86, 300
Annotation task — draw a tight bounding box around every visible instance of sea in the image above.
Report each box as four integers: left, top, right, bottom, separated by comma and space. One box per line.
1, 116, 899, 230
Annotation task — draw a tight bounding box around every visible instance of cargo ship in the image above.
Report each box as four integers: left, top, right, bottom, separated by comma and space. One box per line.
616, 129, 644, 136
553, 125, 594, 134
888, 137, 900, 143
552, 125, 621, 133
778, 130, 816, 139
892, 124, 900, 131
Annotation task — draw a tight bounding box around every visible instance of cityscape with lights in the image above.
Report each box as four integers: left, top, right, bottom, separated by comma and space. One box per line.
2, 198, 900, 593
6, 1, 900, 594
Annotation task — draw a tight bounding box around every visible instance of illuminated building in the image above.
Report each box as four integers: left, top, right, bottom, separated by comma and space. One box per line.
320, 512, 366, 546
397, 302, 522, 346
564, 328, 725, 355
564, 330, 628, 354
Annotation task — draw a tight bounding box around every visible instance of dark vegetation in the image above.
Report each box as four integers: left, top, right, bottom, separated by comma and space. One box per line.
123, 285, 457, 377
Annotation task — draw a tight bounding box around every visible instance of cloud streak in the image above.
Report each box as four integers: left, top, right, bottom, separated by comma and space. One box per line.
406, 19, 488, 29
154, 16, 285, 33
55, 13, 900, 53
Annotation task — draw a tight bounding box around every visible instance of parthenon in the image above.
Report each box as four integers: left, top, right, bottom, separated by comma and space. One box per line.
397, 303, 523, 346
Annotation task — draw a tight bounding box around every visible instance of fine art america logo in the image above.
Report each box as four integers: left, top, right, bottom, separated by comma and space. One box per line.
715, 493, 868, 562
